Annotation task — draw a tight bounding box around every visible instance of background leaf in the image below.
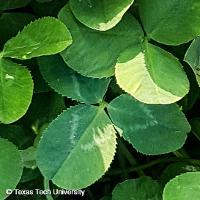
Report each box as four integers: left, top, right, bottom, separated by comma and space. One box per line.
58, 5, 143, 78
107, 94, 191, 155
37, 104, 117, 189
3, 17, 72, 60
0, 138, 23, 200
163, 172, 200, 200
0, 58, 33, 124
38, 55, 110, 104
0, 0, 31, 10
69, 0, 134, 31
160, 162, 200, 186
184, 37, 200, 86
139, 0, 200, 45
112, 177, 162, 200
115, 43, 189, 104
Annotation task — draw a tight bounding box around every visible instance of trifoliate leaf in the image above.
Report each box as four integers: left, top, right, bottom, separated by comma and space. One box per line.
37, 104, 117, 189
38, 55, 110, 104
163, 172, 200, 200
184, 37, 200, 86
3, 17, 72, 60
69, 0, 134, 31
112, 177, 162, 200
107, 94, 191, 155
115, 43, 189, 104
58, 5, 143, 78
0, 58, 33, 124
0, 138, 23, 200
0, 0, 31, 10
139, 0, 200, 45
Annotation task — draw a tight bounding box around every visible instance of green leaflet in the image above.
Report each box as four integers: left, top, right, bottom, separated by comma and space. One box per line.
112, 177, 162, 200
185, 37, 200, 86
163, 172, 200, 200
160, 162, 200, 186
0, 0, 31, 10
69, 0, 134, 31
38, 55, 110, 104
107, 94, 191, 155
0, 138, 23, 200
58, 5, 143, 78
37, 104, 117, 189
0, 58, 33, 124
115, 43, 189, 104
0, 12, 35, 48
3, 17, 72, 60
139, 0, 200, 45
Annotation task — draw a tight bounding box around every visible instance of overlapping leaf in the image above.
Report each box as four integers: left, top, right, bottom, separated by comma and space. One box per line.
163, 172, 200, 200
0, 58, 33, 124
115, 43, 189, 104
38, 55, 110, 104
58, 5, 143, 78
160, 162, 200, 186
0, 138, 23, 200
112, 177, 162, 200
107, 94, 191, 155
69, 0, 134, 31
3, 17, 72, 60
37, 104, 117, 189
139, 0, 200, 45
185, 37, 200, 86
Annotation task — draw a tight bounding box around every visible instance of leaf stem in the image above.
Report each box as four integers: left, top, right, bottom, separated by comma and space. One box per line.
107, 157, 200, 176
118, 139, 145, 176
44, 178, 54, 200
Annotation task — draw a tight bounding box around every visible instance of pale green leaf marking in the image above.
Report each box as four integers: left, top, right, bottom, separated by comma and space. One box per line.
185, 37, 200, 86
58, 5, 143, 78
38, 55, 110, 104
107, 94, 191, 155
37, 104, 117, 189
163, 172, 200, 200
139, 0, 200, 45
0, 138, 23, 200
112, 177, 162, 200
70, 0, 134, 31
115, 43, 189, 104
3, 17, 72, 60
0, 58, 33, 124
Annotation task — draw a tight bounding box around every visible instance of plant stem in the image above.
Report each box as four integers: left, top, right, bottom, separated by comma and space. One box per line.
86, 188, 95, 200
118, 139, 145, 176
44, 179, 54, 200
107, 157, 200, 176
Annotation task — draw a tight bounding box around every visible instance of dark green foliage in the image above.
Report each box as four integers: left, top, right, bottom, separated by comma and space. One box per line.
1, 1, 200, 200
